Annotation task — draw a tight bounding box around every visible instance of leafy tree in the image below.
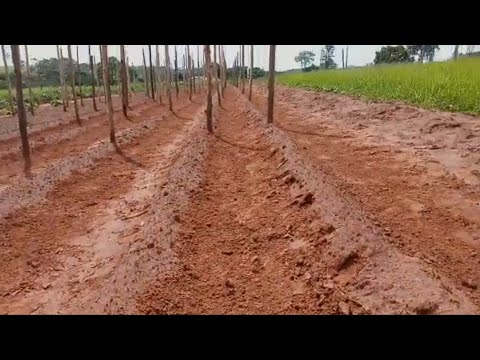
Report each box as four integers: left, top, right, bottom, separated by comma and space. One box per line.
294, 51, 315, 70
374, 45, 413, 64
406, 45, 439, 62
319, 45, 336, 69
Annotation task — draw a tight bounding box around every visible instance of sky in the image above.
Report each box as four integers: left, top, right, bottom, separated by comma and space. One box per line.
5, 45, 464, 71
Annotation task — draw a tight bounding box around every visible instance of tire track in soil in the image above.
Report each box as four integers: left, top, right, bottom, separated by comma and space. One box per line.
0, 95, 205, 314
0, 94, 192, 187
249, 84, 480, 313
138, 88, 359, 314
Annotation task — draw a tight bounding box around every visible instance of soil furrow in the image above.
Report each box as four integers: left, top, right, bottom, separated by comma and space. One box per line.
0, 95, 205, 314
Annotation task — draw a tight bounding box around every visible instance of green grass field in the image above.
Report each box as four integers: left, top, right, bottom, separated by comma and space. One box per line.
278, 57, 480, 115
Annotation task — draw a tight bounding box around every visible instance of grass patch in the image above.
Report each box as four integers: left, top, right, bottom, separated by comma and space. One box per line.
278, 58, 480, 114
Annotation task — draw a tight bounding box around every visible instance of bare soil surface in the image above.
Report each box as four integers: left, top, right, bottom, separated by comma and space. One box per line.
1, 84, 479, 315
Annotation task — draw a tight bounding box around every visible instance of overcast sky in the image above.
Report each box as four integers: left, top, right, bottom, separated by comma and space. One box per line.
6, 45, 462, 71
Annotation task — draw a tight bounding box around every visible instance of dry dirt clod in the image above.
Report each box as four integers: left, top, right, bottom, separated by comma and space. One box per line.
461, 279, 478, 290
299, 192, 314, 207
225, 279, 235, 288
412, 300, 439, 315
338, 301, 350, 315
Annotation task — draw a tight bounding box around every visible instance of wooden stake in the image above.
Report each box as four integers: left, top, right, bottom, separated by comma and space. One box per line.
11, 45, 31, 174
67, 45, 81, 125
174, 45, 179, 98
267, 45, 276, 124
142, 48, 150, 98
119, 45, 129, 117
148, 45, 155, 100
204, 45, 213, 133
101, 45, 117, 148
24, 45, 34, 115
88, 45, 98, 111
248, 45, 254, 101
76, 45, 84, 106
55, 46, 67, 111
99, 45, 107, 103
241, 44, 245, 94
164, 45, 173, 111
213, 45, 222, 107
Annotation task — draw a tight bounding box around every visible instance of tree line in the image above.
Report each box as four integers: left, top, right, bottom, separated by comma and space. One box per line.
294, 45, 477, 71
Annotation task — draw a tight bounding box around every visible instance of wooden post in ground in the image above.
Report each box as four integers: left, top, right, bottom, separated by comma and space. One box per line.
142, 48, 150, 98
24, 45, 34, 115
241, 45, 245, 94
204, 45, 213, 133
267, 45, 276, 124
99, 45, 106, 103
11, 45, 31, 175
187, 45, 193, 101
67, 45, 81, 125
197, 45, 202, 91
213, 44, 222, 107
164, 45, 173, 111
57, 46, 68, 110
119, 45, 129, 117
88, 45, 98, 111
155, 45, 162, 103
191, 49, 196, 93
101, 45, 117, 149
345, 45, 349, 68
249, 45, 254, 101
76, 45, 84, 106
222, 46, 227, 91
174, 45, 179, 98
1, 45, 16, 115
148, 45, 155, 100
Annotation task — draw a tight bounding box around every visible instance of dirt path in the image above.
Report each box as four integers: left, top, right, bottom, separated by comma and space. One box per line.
0, 94, 205, 314
138, 88, 367, 314
250, 84, 480, 312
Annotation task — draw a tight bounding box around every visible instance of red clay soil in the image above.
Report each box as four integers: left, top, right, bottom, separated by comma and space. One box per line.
0, 93, 192, 188
250, 84, 480, 312
138, 88, 357, 314
1, 84, 480, 315
0, 94, 205, 314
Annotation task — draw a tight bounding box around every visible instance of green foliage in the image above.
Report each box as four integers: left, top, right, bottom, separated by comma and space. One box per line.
374, 46, 413, 64
294, 51, 316, 70
278, 57, 480, 114
320, 45, 336, 69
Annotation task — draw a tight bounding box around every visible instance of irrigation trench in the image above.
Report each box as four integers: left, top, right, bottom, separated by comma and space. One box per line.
0, 86, 479, 314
